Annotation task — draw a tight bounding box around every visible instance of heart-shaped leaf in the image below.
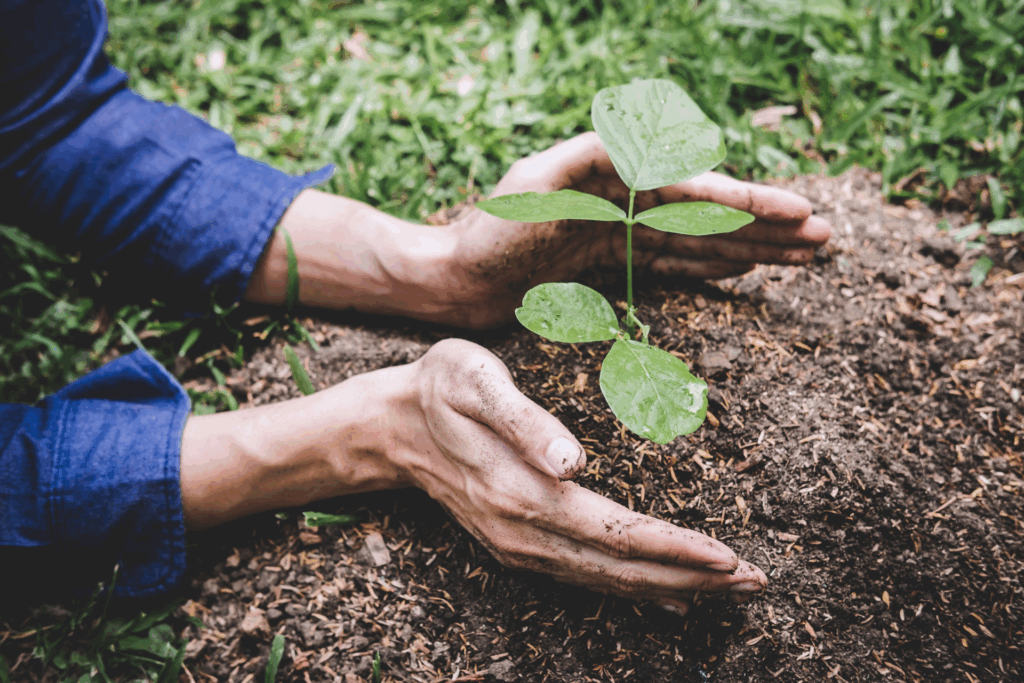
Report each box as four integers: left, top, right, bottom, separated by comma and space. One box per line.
634, 202, 754, 236
599, 339, 707, 444
476, 190, 626, 222
592, 79, 726, 192
516, 283, 620, 343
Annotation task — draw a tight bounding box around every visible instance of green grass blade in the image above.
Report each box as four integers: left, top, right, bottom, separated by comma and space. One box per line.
970, 255, 994, 288
987, 218, 1024, 235
116, 320, 146, 352
177, 326, 201, 357
372, 651, 382, 683
265, 634, 286, 683
155, 644, 187, 683
278, 226, 300, 315
284, 345, 316, 396
293, 318, 321, 353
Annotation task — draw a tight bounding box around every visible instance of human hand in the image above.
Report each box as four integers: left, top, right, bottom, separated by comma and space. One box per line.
384, 338, 767, 614
420, 132, 831, 328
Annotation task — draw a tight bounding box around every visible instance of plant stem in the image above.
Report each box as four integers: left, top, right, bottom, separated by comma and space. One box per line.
625, 189, 636, 336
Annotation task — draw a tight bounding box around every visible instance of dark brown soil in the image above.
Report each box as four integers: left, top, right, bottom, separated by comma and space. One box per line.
8, 168, 1024, 682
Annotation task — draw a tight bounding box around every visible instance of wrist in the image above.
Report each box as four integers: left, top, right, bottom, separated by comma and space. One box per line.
244, 189, 457, 318
180, 364, 414, 529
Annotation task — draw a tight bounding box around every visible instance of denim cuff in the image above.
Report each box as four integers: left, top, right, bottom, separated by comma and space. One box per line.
153, 152, 335, 316
40, 348, 191, 598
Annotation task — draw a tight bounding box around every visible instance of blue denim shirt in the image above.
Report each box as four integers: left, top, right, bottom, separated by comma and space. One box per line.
1, 0, 333, 598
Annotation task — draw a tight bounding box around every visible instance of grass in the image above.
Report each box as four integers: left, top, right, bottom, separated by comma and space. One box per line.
1, 0, 1021, 678
0, 570, 196, 683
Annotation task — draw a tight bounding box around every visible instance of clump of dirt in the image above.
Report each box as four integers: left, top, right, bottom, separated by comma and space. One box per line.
5, 168, 1022, 683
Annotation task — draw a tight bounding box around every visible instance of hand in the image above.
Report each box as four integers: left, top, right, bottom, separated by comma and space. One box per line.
181, 338, 767, 614
425, 131, 831, 327
387, 339, 767, 614
246, 132, 829, 329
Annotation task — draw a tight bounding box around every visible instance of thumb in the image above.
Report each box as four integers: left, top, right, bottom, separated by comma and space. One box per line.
494, 132, 617, 195
443, 344, 588, 480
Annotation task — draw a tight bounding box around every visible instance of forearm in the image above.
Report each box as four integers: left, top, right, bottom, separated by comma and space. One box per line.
244, 189, 458, 317
179, 366, 413, 529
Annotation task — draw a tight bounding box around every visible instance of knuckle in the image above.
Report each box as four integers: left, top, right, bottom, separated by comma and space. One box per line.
489, 493, 531, 522
492, 541, 534, 570
502, 551, 536, 571
610, 564, 652, 594
599, 522, 638, 559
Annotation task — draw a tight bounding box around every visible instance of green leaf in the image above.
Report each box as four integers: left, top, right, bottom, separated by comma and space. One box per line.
988, 218, 1024, 235
475, 190, 626, 222
178, 326, 201, 357
293, 318, 321, 353
284, 345, 316, 396
515, 283, 619, 343
987, 177, 1007, 219
117, 320, 145, 352
634, 202, 754, 236
302, 511, 359, 527
599, 340, 707, 444
154, 643, 186, 683
279, 226, 300, 315
265, 634, 286, 683
591, 79, 725, 192
372, 651, 382, 683
953, 222, 981, 242
970, 255, 993, 287
207, 361, 226, 386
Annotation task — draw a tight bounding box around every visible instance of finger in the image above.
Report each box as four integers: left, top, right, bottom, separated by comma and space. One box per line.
547, 541, 767, 600
497, 132, 619, 194
655, 598, 693, 617
541, 485, 740, 571
714, 215, 831, 246
442, 342, 587, 480
643, 233, 817, 266
647, 256, 756, 279
657, 171, 814, 223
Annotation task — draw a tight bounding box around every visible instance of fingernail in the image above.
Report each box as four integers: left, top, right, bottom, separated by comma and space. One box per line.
708, 558, 738, 573
545, 437, 583, 478
730, 580, 765, 593
659, 603, 689, 617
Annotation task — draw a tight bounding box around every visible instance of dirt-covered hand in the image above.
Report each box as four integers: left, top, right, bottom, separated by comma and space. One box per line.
386, 338, 767, 614
429, 132, 831, 328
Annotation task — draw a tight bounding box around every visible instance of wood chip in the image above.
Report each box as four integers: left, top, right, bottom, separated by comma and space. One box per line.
357, 532, 392, 567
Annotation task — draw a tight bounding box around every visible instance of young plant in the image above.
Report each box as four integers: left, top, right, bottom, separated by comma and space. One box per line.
476, 79, 754, 444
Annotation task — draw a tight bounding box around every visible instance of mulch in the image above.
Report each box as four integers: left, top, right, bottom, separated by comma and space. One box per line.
3, 168, 1021, 682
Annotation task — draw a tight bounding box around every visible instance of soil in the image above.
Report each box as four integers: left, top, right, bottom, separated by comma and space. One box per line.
5, 168, 1024, 682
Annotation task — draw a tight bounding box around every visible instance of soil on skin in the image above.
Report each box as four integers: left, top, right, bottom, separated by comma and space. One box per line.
6, 169, 1023, 682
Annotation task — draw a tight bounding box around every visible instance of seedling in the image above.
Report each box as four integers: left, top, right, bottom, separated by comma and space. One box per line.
476, 79, 753, 444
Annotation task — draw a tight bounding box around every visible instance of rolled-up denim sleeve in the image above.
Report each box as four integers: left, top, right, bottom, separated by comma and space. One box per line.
1, 1, 335, 598
0, 0, 334, 315
0, 349, 191, 599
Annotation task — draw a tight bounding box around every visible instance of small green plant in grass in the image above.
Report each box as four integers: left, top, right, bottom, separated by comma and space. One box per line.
939, 180, 1023, 287
4, 568, 198, 683
476, 79, 753, 444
